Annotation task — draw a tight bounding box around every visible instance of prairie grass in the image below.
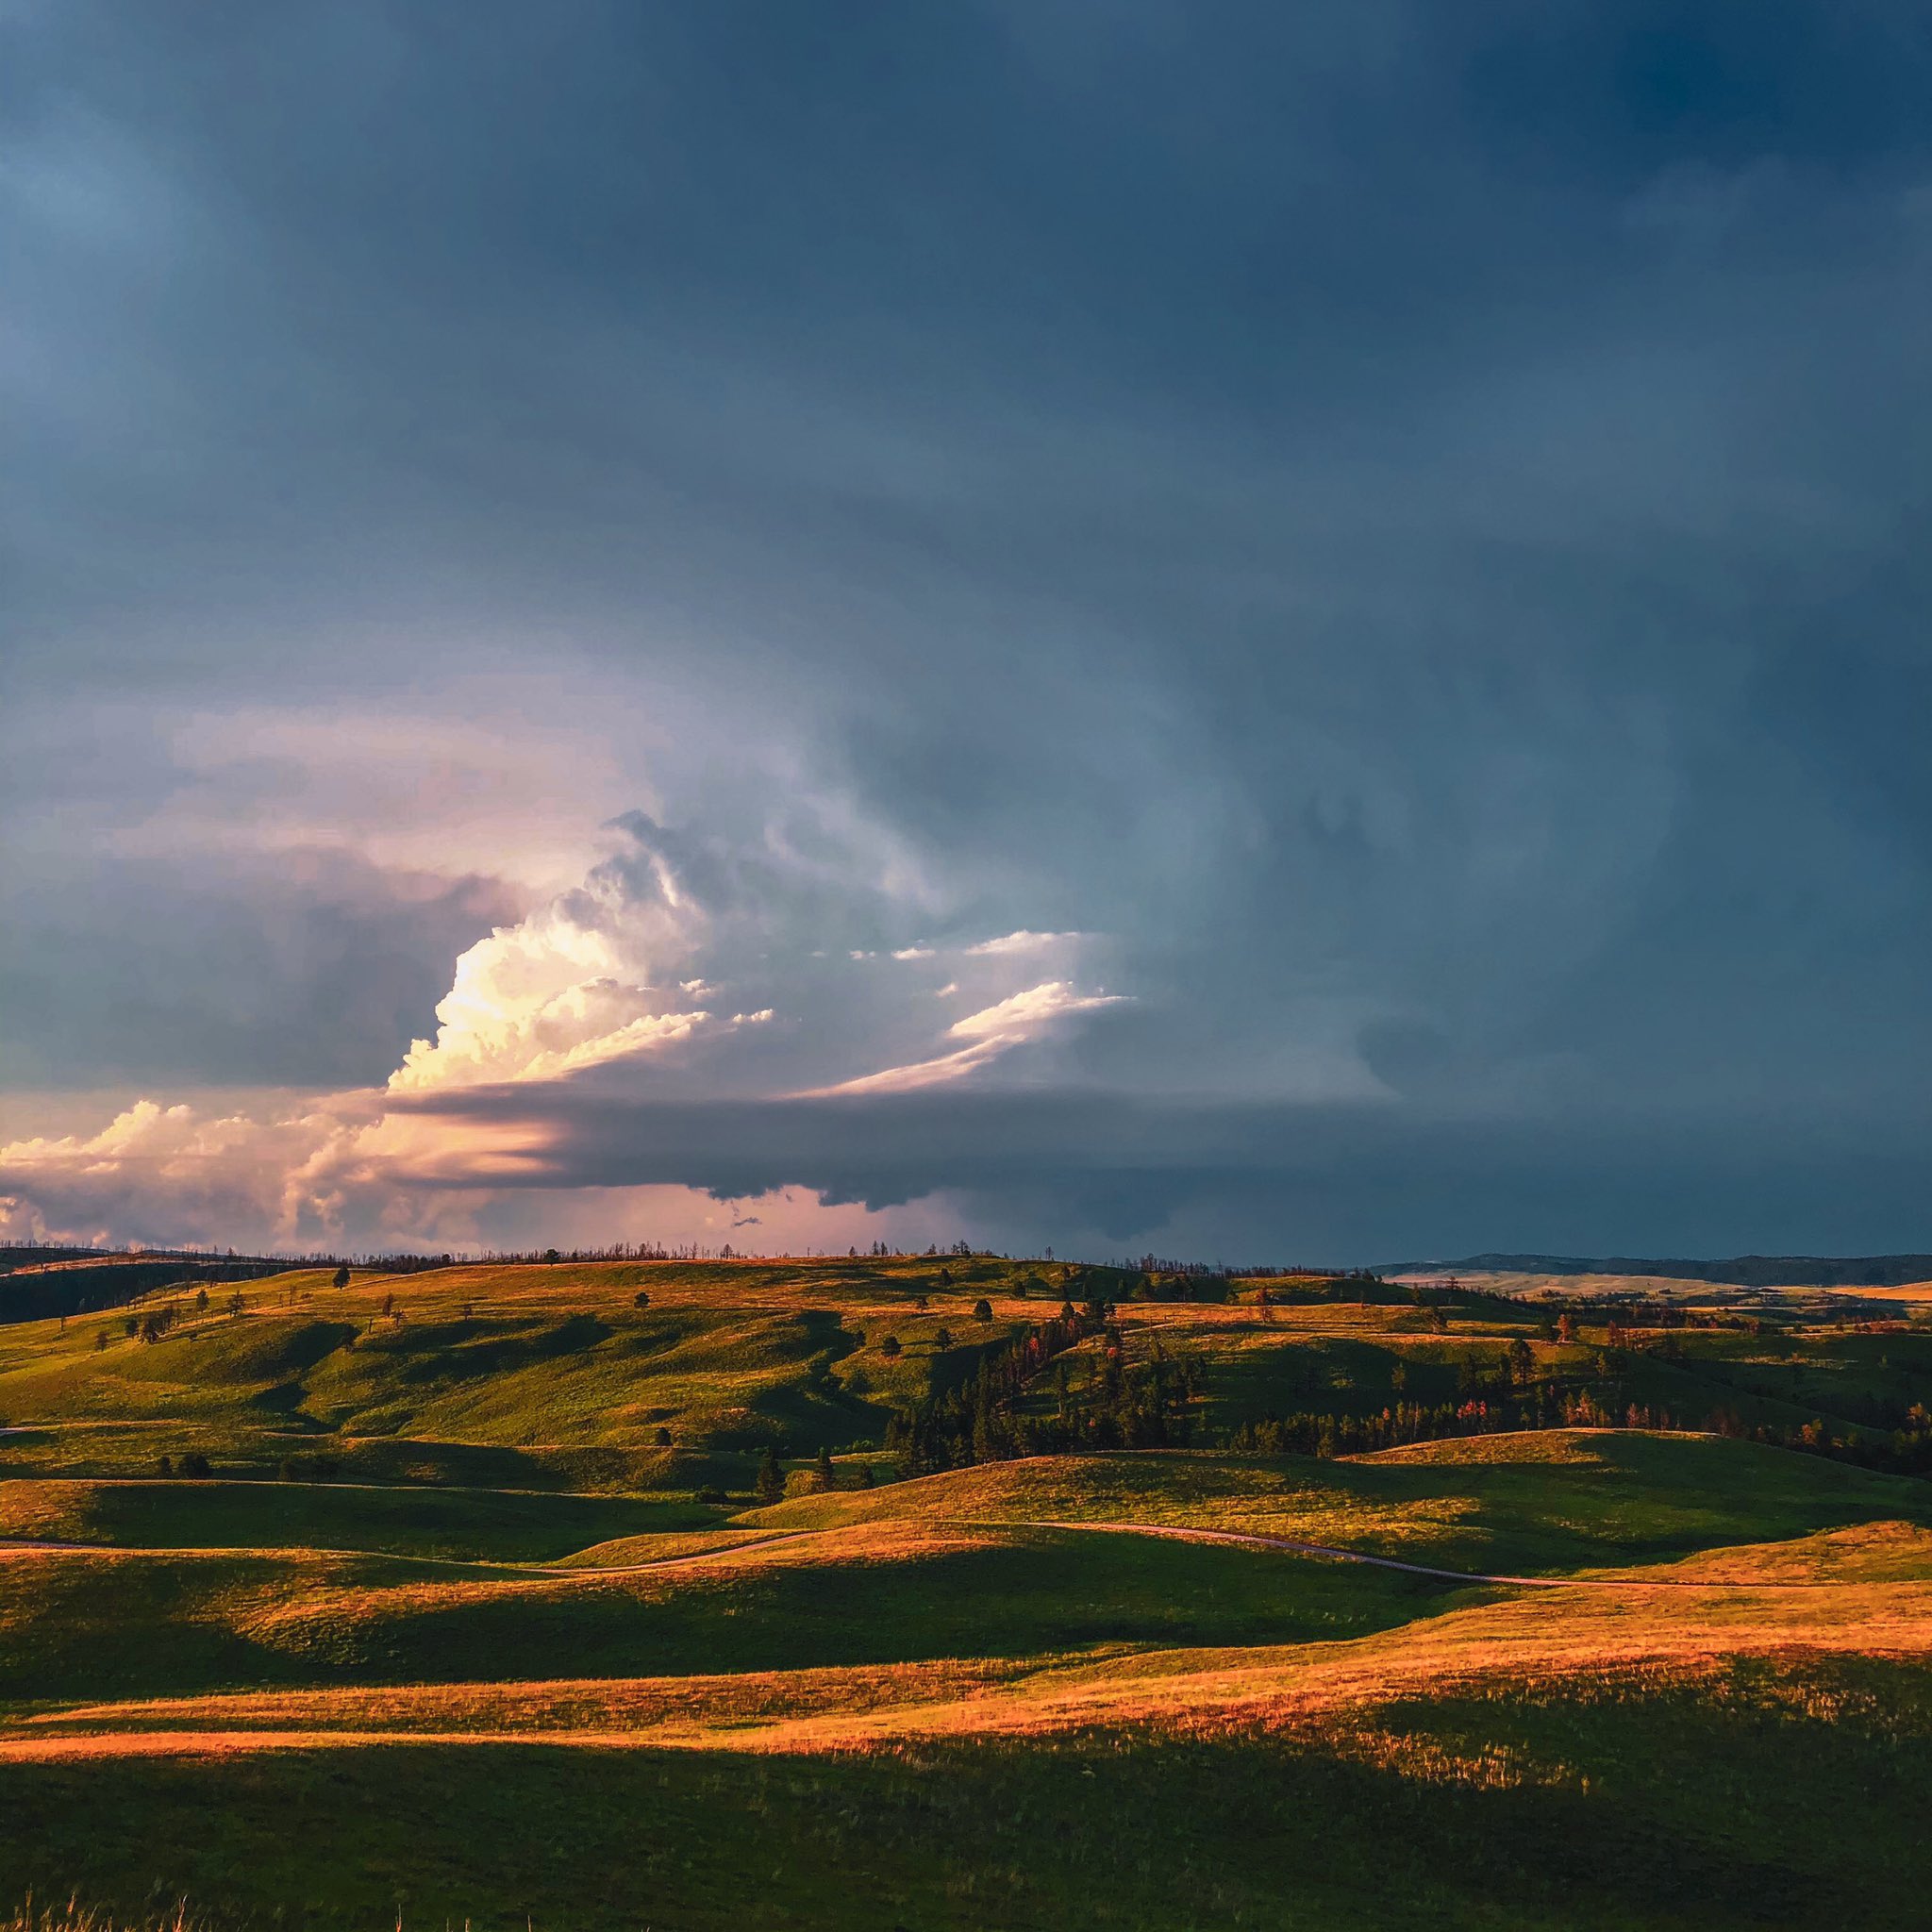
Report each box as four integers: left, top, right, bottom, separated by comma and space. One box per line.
8, 1261, 1932, 1927
0, 1477, 715, 1560
8, 1658, 1932, 1930
4, 1902, 206, 1932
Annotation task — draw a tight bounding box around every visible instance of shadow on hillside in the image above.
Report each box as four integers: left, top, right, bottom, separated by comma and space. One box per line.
7, 1673, 1924, 1930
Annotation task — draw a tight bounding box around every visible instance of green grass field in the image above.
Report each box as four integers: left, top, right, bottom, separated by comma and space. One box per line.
5, 1257, 1931, 1928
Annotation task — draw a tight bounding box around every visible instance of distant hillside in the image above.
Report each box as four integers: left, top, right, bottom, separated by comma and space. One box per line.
0, 1251, 290, 1324
1393, 1251, 1932, 1290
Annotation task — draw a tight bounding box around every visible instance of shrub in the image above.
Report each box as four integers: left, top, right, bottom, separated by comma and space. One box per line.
633, 1290, 651, 1309
654, 1425, 673, 1446
973, 1298, 993, 1323
179, 1453, 213, 1480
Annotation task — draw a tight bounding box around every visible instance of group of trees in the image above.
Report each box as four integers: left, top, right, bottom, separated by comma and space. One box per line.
1227, 1391, 1688, 1457
862, 1284, 1932, 1483
1711, 1404, 1932, 1477
110, 1284, 242, 1347
884, 1301, 1121, 1473
1044, 1334, 1201, 1453
752, 1443, 878, 1503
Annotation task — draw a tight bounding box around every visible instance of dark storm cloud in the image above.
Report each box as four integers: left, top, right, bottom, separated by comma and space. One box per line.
6, 2, 1930, 1253
391, 1078, 1932, 1262
0, 848, 512, 1088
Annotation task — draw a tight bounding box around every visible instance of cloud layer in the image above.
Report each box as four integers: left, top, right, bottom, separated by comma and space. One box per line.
5, 4, 1930, 1258
0, 814, 1131, 1251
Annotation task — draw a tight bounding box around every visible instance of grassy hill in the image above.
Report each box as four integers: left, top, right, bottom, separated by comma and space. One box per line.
4, 1257, 1932, 1928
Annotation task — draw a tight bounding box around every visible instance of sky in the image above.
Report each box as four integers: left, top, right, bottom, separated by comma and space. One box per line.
4, 1, 1930, 1264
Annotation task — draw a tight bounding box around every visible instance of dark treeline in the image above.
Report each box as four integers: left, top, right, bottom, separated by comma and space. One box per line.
1224, 1371, 1932, 1480
1237, 1265, 1387, 1282
887, 1302, 1210, 1474
1712, 1405, 1932, 1476
887, 1301, 1145, 1472
354, 1242, 700, 1272
877, 1287, 1932, 1486
0, 1257, 284, 1327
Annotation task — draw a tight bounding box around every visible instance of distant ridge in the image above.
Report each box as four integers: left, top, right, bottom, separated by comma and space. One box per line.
1391, 1252, 1932, 1289
0, 1248, 291, 1324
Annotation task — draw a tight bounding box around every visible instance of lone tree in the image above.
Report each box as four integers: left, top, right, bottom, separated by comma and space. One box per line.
633, 1289, 652, 1309
973, 1298, 993, 1323
332, 1264, 351, 1290
878, 1334, 902, 1359
755, 1446, 786, 1506
654, 1425, 673, 1446
815, 1446, 836, 1491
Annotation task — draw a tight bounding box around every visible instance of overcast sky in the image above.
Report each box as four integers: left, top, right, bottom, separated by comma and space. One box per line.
5, 2, 1929, 1262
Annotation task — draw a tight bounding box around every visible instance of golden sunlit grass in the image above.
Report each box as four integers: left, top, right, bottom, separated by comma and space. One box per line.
8, 1260, 1932, 1926
9, 1526, 1931, 1761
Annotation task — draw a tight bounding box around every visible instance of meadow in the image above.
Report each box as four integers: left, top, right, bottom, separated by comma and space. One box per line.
4, 1255, 1930, 1928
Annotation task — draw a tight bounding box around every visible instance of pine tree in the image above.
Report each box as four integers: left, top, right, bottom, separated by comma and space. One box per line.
755, 1446, 785, 1505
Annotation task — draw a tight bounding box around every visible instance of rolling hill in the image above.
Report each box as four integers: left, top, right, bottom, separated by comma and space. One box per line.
4, 1256, 1931, 1928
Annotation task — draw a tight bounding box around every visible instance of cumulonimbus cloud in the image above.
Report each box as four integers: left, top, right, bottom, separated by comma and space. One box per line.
801, 980, 1127, 1096
0, 811, 1126, 1250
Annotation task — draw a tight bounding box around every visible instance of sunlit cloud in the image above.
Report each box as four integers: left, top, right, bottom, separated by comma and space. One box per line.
0, 810, 1131, 1250
947, 980, 1124, 1041
799, 979, 1127, 1097
963, 930, 1081, 956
